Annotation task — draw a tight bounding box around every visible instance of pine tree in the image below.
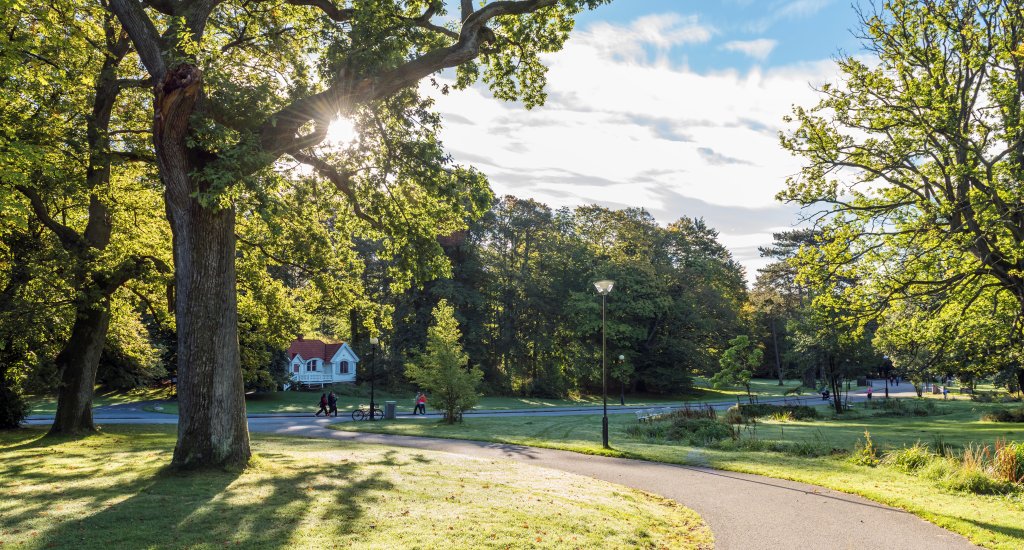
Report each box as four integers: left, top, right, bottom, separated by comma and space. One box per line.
406, 300, 482, 424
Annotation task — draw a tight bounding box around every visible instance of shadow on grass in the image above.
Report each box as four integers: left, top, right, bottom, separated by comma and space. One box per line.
1, 431, 399, 549
962, 517, 1024, 542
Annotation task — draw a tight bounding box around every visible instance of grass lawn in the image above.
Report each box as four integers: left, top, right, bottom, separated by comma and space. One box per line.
0, 426, 712, 549
335, 398, 1024, 549
136, 377, 811, 416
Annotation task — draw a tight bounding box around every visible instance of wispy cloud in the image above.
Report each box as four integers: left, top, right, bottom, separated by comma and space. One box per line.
586, 13, 714, 63
722, 38, 778, 60
747, 0, 832, 32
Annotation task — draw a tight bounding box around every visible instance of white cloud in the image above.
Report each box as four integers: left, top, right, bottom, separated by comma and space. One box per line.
747, 0, 832, 32
585, 13, 714, 63
422, 15, 838, 281
722, 38, 778, 60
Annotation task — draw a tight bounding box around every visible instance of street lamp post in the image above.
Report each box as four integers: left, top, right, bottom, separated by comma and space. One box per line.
594, 279, 615, 449
369, 336, 379, 420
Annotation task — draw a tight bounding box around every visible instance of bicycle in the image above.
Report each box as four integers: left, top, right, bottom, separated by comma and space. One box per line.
351, 404, 384, 421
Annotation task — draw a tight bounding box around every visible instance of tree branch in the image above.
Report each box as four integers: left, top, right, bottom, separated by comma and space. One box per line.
13, 185, 86, 252
288, 151, 382, 229
109, 0, 167, 78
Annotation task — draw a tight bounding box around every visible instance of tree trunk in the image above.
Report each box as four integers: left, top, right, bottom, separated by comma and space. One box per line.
1016, 367, 1024, 397
802, 364, 816, 389
770, 317, 783, 385
48, 300, 111, 435
149, 63, 250, 469
167, 196, 250, 469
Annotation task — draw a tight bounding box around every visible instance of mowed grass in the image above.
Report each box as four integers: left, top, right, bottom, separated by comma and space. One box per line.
0, 426, 712, 550
336, 399, 1024, 549
132, 378, 809, 416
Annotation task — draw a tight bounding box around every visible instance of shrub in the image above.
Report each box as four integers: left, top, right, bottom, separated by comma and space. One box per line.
627, 416, 735, 446
869, 398, 938, 417
735, 403, 818, 421
0, 384, 28, 429
993, 440, 1024, 484
715, 435, 835, 457
667, 403, 717, 421
849, 430, 880, 467
982, 407, 1024, 423
723, 405, 744, 424
881, 443, 934, 473
666, 418, 735, 446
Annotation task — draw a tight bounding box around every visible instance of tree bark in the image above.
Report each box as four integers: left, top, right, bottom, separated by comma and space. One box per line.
167, 195, 250, 469
49, 301, 111, 435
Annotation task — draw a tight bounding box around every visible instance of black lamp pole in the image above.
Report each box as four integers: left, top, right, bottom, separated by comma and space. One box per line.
369, 336, 378, 420
594, 279, 614, 450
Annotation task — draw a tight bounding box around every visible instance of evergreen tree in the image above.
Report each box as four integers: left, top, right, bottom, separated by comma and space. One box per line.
406, 300, 482, 424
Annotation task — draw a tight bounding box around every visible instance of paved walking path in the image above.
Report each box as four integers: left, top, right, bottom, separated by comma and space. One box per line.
250, 419, 975, 550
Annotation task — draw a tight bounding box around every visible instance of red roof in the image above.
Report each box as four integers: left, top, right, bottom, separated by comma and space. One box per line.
288, 339, 346, 361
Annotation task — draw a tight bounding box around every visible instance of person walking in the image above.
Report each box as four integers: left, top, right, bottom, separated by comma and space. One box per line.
415, 392, 427, 415
327, 391, 338, 417
942, 385, 949, 400
315, 392, 329, 417
867, 386, 873, 400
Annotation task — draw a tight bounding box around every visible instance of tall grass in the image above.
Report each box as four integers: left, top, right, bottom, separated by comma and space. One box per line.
880, 438, 1024, 495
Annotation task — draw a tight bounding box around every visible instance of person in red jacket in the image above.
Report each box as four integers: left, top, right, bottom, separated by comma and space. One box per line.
414, 392, 427, 415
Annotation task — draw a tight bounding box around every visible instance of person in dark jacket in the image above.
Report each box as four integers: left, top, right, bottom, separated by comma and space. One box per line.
316, 393, 329, 417
327, 391, 338, 417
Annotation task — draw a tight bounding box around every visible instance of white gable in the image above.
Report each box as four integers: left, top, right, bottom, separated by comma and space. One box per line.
328, 343, 360, 364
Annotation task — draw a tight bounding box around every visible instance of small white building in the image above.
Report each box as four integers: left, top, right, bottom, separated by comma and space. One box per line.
286, 337, 360, 387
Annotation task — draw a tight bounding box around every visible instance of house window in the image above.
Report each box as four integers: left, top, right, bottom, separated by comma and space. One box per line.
340, 361, 349, 374
293, 363, 299, 373
306, 359, 317, 372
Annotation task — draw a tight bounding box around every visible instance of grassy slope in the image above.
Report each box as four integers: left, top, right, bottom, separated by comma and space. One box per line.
335, 399, 1024, 549
0, 426, 712, 549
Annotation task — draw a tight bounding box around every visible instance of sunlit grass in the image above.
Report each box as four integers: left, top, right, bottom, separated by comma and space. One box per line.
0, 426, 712, 549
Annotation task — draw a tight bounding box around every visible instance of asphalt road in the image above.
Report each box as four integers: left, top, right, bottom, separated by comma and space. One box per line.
22, 383, 977, 549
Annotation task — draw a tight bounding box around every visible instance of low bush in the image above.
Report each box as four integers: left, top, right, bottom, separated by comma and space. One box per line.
666, 403, 717, 421
734, 403, 818, 422
867, 398, 938, 417
849, 430, 880, 467
714, 435, 836, 457
722, 406, 744, 424
971, 392, 1021, 404
881, 442, 933, 473
626, 417, 735, 446
993, 440, 1024, 484
982, 407, 1024, 423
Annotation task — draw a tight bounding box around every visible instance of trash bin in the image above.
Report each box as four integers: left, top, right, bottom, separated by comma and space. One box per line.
384, 401, 397, 420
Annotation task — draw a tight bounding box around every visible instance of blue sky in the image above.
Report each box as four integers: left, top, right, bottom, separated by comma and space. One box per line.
422, 0, 870, 280
575, 1, 862, 72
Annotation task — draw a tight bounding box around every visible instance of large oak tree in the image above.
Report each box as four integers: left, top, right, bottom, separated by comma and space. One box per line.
101, 0, 607, 468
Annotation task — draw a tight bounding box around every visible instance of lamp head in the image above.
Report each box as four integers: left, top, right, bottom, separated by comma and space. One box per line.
369, 336, 379, 345
593, 279, 615, 295
618, 354, 625, 361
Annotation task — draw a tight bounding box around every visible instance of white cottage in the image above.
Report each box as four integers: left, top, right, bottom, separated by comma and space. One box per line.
286, 337, 360, 388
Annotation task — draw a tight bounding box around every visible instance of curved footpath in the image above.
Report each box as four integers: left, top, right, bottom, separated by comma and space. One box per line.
248, 417, 976, 550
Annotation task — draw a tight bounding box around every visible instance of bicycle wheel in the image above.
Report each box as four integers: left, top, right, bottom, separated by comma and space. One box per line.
369, 408, 384, 420
351, 409, 365, 421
